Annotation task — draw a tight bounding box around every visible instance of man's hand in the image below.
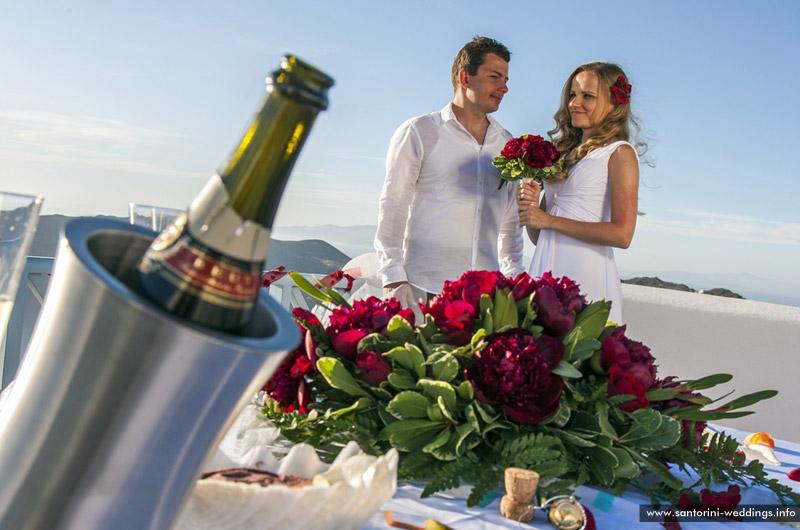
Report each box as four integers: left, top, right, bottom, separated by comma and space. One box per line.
383, 282, 416, 309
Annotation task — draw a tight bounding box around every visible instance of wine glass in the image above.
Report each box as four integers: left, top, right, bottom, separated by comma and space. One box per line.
0, 192, 43, 346
128, 203, 183, 232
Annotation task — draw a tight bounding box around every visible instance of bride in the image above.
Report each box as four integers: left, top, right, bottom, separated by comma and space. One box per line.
517, 62, 646, 324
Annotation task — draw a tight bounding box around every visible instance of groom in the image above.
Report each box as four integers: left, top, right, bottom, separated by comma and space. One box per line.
373, 36, 524, 307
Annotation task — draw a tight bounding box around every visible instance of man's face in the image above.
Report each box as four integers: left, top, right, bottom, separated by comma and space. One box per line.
462, 53, 509, 114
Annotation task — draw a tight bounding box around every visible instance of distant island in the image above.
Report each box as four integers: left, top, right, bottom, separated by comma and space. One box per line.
622, 276, 744, 299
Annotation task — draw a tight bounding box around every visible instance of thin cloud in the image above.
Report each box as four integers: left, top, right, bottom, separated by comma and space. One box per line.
641, 209, 800, 246
0, 108, 203, 178
0, 108, 181, 147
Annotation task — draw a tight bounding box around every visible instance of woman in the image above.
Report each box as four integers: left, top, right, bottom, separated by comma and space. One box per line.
518, 62, 645, 323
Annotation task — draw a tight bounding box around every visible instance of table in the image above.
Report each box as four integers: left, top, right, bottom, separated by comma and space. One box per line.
362, 425, 800, 529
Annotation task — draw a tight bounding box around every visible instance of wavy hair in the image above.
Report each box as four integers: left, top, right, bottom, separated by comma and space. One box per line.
548, 62, 647, 179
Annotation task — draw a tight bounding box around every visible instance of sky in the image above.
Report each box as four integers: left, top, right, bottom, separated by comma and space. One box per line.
1, 0, 799, 300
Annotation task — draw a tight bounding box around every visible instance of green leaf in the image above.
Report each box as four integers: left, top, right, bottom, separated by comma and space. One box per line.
380, 419, 446, 452
618, 408, 663, 442
633, 414, 681, 451
386, 391, 431, 419
386, 314, 416, 344
547, 399, 571, 428
316, 357, 370, 397
387, 369, 417, 390
431, 354, 460, 383
551, 360, 583, 379
482, 308, 494, 334
427, 403, 444, 422
418, 379, 457, 414
597, 402, 618, 439
636, 452, 683, 491
323, 284, 351, 308
712, 390, 778, 411
684, 373, 733, 390
610, 447, 640, 479
570, 338, 601, 362
358, 332, 396, 353
473, 400, 500, 424
453, 423, 477, 456
422, 427, 451, 453
569, 411, 602, 436
585, 445, 619, 485
330, 397, 373, 419
385, 344, 426, 378
464, 403, 481, 432
645, 388, 681, 401
457, 380, 475, 401
479, 293, 492, 318
289, 271, 333, 304
437, 395, 457, 423
573, 300, 612, 340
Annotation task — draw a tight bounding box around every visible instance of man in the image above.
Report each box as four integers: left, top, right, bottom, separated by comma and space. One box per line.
374, 36, 525, 308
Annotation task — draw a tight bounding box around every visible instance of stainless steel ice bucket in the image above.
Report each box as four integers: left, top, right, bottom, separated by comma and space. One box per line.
0, 218, 300, 529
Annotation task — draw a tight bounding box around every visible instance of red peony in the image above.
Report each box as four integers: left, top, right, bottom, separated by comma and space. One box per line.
263, 322, 317, 413
524, 138, 560, 169
328, 296, 414, 359
466, 329, 565, 425
354, 350, 392, 386
533, 272, 587, 337
600, 325, 657, 389
423, 270, 509, 345
509, 272, 536, 301
607, 364, 649, 412
500, 136, 527, 159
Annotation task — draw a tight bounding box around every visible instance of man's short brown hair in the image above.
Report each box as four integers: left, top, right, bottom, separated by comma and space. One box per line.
451, 36, 511, 91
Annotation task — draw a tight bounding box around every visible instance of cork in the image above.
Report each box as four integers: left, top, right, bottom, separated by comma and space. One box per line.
500, 467, 539, 522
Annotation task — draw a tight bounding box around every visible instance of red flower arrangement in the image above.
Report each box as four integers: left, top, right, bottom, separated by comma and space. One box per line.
611, 75, 632, 104
466, 329, 565, 425
260, 268, 793, 509
493, 134, 563, 188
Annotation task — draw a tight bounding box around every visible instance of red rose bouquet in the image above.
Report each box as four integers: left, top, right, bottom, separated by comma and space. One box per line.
493, 134, 563, 188
261, 269, 797, 509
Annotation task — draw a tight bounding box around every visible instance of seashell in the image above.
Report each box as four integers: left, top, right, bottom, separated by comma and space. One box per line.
174, 405, 399, 530
739, 442, 781, 466
743, 431, 775, 448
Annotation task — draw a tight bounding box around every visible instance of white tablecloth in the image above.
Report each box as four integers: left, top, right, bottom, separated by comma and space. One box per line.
362, 425, 800, 529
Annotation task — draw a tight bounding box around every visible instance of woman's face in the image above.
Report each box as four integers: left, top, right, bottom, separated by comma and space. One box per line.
568, 71, 615, 137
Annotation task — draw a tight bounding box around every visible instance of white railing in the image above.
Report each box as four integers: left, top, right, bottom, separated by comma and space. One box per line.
1, 257, 360, 388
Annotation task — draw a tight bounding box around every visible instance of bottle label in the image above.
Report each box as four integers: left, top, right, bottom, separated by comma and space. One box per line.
141, 214, 262, 309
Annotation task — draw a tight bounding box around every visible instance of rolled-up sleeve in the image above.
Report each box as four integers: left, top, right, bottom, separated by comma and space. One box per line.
497, 181, 525, 277
374, 120, 423, 286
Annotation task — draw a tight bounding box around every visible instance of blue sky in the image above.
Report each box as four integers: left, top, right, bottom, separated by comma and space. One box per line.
1, 0, 799, 297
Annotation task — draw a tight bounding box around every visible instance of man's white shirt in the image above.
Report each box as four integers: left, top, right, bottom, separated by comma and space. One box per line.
374, 103, 525, 294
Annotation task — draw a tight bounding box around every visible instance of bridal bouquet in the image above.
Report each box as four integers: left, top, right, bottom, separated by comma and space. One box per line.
261, 269, 799, 508
493, 134, 563, 189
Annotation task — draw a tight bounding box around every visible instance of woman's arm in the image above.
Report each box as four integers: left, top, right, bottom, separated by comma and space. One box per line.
518, 144, 639, 249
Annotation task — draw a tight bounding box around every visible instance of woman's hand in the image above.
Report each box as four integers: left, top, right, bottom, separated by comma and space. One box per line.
517, 180, 549, 228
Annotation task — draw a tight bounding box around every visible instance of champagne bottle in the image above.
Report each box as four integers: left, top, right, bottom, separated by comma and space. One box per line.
137, 55, 334, 331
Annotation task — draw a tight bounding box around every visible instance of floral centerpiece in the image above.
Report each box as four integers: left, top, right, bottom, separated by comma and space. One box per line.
493, 134, 563, 188
261, 269, 800, 509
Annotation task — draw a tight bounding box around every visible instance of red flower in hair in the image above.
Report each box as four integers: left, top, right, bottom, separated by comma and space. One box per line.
611, 75, 632, 104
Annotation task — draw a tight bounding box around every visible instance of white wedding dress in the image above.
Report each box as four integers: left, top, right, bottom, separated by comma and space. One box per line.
528, 140, 637, 324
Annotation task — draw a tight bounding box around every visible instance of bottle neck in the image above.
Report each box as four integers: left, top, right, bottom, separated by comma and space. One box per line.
219, 91, 320, 227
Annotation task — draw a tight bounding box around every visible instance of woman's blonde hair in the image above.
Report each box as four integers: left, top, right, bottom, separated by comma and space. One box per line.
548, 62, 647, 179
